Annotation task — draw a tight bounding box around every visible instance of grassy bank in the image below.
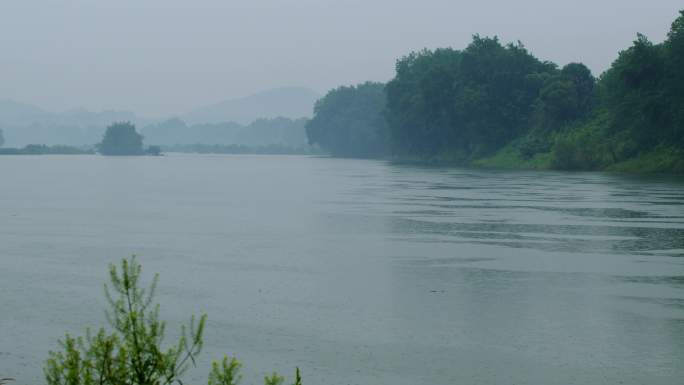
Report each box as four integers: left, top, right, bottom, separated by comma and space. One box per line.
0, 145, 94, 155
392, 141, 684, 175
472, 130, 684, 174
472, 141, 553, 170
607, 146, 684, 173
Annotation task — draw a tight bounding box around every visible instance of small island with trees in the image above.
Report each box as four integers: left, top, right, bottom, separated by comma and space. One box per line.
0, 122, 161, 156
97, 121, 161, 156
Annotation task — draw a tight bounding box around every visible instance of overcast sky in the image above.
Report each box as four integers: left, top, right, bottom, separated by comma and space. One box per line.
0, 0, 681, 117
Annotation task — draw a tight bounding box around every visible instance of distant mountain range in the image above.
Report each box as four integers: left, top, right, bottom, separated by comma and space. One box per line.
0, 87, 321, 146
0, 99, 140, 127
182, 86, 320, 125
0, 99, 144, 146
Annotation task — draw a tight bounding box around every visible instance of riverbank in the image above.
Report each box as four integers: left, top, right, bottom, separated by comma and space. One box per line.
305, 11, 684, 176
0, 145, 94, 155
382, 143, 684, 175
473, 143, 684, 174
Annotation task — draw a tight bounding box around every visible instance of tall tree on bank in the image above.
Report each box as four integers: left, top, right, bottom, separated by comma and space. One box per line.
385, 36, 558, 160
98, 122, 144, 155
666, 10, 684, 144
534, 63, 595, 129
0, 128, 4, 147
305, 82, 388, 157
550, 10, 684, 170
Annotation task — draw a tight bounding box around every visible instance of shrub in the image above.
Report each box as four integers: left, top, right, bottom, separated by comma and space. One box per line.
45, 256, 302, 385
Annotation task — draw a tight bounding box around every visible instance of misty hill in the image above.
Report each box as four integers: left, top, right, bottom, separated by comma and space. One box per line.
0, 99, 142, 146
141, 117, 309, 147
183, 87, 320, 125
0, 99, 51, 126
0, 88, 317, 147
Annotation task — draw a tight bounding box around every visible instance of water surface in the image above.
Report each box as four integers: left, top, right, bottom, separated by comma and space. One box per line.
1, 154, 684, 385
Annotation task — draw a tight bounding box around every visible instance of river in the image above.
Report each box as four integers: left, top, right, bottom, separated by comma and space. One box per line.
1, 154, 683, 385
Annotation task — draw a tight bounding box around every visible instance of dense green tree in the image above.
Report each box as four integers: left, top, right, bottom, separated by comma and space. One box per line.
304, 10, 683, 172
308, 10, 684, 172
383, 11, 682, 172
600, 33, 667, 150
305, 82, 388, 157
664, 10, 684, 146
536, 63, 595, 126
385, 36, 558, 160
456, 37, 556, 152
385, 48, 462, 156
546, 11, 684, 171
561, 63, 596, 114
563, 13, 681, 168
98, 122, 145, 155
516, 62, 596, 159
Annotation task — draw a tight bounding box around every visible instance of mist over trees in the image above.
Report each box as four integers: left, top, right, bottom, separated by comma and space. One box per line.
0, 88, 314, 148
0, 101, 141, 146
141, 117, 309, 148
0, 128, 4, 147
306, 10, 684, 172
305, 82, 387, 157
141, 118, 241, 146
182, 86, 319, 125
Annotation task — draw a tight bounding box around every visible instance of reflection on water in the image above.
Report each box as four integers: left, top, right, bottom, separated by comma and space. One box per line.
1, 155, 683, 385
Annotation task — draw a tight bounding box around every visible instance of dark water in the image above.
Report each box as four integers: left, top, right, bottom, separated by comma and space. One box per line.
1, 154, 684, 385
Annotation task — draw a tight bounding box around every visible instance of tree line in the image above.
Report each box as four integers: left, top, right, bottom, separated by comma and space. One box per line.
0, 118, 310, 156
306, 10, 684, 173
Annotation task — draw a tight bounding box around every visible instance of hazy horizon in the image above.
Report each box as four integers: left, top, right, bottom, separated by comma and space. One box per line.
0, 85, 321, 120
1, 2, 684, 384
1, 0, 682, 117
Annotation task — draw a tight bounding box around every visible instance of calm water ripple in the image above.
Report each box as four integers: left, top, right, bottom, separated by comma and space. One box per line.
1, 154, 684, 385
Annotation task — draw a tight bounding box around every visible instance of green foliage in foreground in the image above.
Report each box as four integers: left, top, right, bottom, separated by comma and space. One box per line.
45, 257, 301, 385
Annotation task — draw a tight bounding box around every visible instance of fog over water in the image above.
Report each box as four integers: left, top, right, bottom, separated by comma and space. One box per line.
1, 155, 683, 385
2, 1, 684, 384
0, 0, 682, 116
